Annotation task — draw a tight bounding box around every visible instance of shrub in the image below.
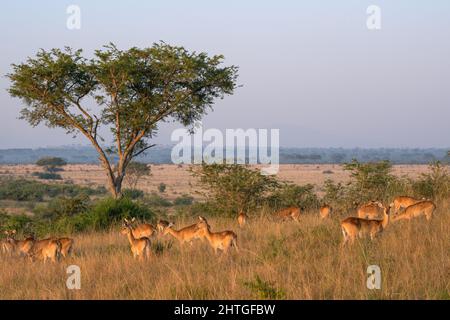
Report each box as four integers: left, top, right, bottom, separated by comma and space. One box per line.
173, 194, 194, 206
81, 197, 155, 230
34, 195, 90, 221
266, 183, 319, 211
158, 183, 167, 193
0, 213, 33, 235
243, 275, 286, 300
411, 161, 450, 201
343, 159, 395, 203
143, 192, 172, 207
0, 178, 107, 202
32, 172, 62, 180
191, 163, 279, 216
122, 188, 144, 200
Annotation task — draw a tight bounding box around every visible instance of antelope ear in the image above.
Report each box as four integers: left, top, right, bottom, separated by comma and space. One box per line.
12, 230, 16, 234
131, 217, 136, 222
124, 218, 129, 223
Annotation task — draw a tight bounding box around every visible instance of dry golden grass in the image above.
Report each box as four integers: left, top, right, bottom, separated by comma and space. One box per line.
1, 202, 448, 300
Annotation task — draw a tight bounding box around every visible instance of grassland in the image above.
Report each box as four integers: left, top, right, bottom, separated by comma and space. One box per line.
0, 203, 448, 299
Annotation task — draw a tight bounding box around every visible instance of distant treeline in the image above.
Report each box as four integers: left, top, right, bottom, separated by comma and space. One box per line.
0, 146, 448, 165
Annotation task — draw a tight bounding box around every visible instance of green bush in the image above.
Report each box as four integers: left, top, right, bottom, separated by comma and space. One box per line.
158, 183, 167, 193
266, 183, 319, 211
144, 192, 172, 207
191, 163, 279, 216
0, 178, 107, 202
1, 196, 155, 237
173, 194, 194, 206
411, 162, 449, 201
34, 195, 90, 221
243, 275, 286, 300
79, 197, 155, 231
0, 212, 33, 235
32, 172, 63, 180
343, 159, 396, 203
122, 188, 144, 199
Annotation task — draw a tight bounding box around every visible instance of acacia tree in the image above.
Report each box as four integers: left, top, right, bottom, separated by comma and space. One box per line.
7, 43, 238, 198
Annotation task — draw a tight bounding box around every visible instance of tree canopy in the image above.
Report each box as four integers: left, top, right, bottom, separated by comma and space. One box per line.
7, 42, 238, 197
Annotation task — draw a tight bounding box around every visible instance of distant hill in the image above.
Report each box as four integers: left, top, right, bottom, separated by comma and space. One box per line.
0, 145, 448, 165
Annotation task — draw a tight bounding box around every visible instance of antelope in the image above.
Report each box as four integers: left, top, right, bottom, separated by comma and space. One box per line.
156, 220, 171, 233
28, 238, 62, 263
391, 200, 436, 222
357, 201, 385, 219
237, 211, 247, 228
162, 221, 203, 245
121, 221, 151, 260
319, 205, 332, 219
2, 230, 35, 257
124, 217, 157, 239
341, 205, 390, 245
390, 196, 423, 215
57, 237, 74, 258
274, 207, 301, 222
197, 216, 238, 254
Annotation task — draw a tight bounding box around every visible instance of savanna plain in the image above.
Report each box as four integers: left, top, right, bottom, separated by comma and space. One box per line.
0, 164, 449, 299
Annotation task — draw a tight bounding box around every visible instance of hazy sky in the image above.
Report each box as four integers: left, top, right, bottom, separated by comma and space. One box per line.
0, 1, 449, 148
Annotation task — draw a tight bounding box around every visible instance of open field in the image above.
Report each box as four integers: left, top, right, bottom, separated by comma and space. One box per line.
0, 204, 449, 299
0, 163, 448, 300
0, 164, 431, 200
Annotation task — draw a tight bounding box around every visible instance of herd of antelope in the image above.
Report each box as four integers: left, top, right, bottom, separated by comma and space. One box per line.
1, 231, 73, 263
0, 195, 437, 262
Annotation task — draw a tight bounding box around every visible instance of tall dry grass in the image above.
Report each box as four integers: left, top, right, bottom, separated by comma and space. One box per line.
0, 202, 449, 300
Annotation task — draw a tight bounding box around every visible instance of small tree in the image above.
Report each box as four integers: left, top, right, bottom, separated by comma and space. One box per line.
36, 156, 67, 172
8, 43, 238, 198
191, 163, 279, 216
266, 183, 319, 210
124, 162, 150, 190
343, 159, 395, 203
158, 183, 166, 193
411, 161, 450, 201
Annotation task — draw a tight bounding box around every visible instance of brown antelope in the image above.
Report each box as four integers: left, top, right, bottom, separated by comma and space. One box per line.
237, 211, 247, 228
341, 205, 390, 245
319, 205, 332, 219
391, 200, 436, 222
124, 217, 157, 239
28, 238, 62, 263
357, 201, 385, 219
162, 221, 203, 245
156, 220, 171, 233
197, 216, 238, 254
274, 207, 301, 222
57, 237, 74, 258
390, 196, 423, 215
121, 221, 151, 260
2, 230, 35, 257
